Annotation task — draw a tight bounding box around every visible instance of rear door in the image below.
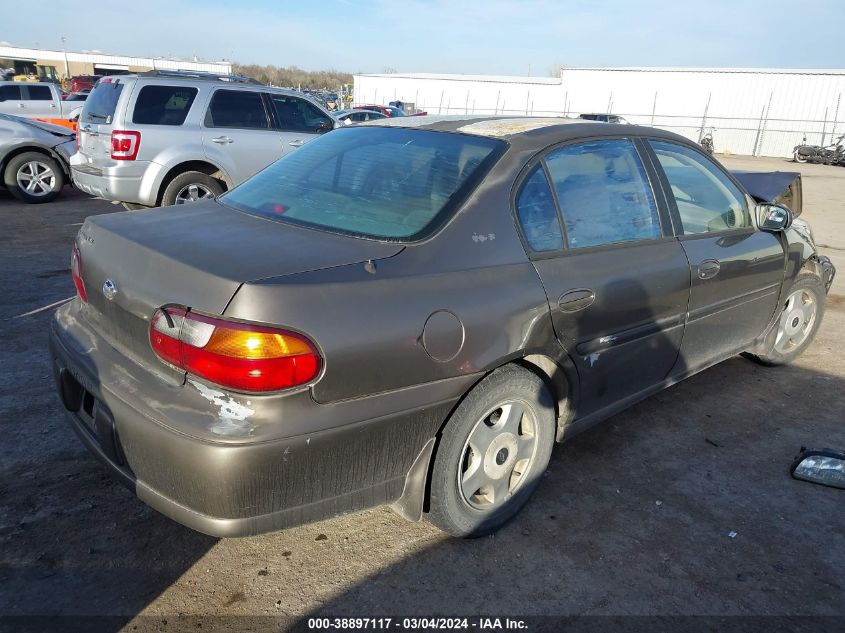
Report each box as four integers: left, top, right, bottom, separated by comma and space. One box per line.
644, 139, 785, 373
265, 93, 333, 155
516, 137, 691, 415
21, 85, 59, 118
202, 88, 281, 184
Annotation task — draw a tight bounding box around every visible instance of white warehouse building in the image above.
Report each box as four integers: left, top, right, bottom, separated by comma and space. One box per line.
354, 67, 845, 158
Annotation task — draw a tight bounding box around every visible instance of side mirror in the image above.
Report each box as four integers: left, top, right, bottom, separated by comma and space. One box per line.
757, 203, 793, 232
316, 122, 332, 134
791, 448, 845, 490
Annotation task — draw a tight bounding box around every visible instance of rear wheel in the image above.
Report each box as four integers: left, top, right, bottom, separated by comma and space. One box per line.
161, 171, 223, 207
748, 274, 825, 366
4, 152, 64, 203
428, 365, 556, 538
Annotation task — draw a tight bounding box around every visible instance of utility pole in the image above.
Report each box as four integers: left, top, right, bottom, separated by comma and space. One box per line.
60, 36, 69, 81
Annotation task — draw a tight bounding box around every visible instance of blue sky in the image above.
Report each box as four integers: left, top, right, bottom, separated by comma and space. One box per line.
5, 0, 845, 74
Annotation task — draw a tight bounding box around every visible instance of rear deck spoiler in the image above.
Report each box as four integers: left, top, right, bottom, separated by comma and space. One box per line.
731, 170, 802, 217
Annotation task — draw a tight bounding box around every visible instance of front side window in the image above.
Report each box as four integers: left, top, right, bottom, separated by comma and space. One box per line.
545, 139, 661, 249
222, 127, 504, 240
650, 140, 751, 234
269, 95, 332, 132
26, 85, 53, 101
206, 90, 268, 129
516, 167, 563, 252
0, 85, 22, 101
132, 85, 197, 125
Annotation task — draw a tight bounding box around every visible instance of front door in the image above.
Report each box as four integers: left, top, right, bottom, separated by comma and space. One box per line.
515, 138, 691, 415
265, 93, 331, 157
202, 88, 284, 185
645, 139, 785, 374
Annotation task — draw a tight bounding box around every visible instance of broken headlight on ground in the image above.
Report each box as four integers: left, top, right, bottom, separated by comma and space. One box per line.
791, 448, 845, 490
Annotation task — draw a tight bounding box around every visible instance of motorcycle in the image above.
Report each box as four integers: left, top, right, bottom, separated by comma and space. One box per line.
699, 127, 715, 155
793, 134, 845, 165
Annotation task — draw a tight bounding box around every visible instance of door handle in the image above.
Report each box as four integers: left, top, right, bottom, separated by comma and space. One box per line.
212, 136, 234, 144
698, 259, 721, 280
558, 288, 596, 312
288, 139, 305, 148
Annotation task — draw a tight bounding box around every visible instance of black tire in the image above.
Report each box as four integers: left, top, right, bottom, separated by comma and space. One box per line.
3, 151, 64, 203
793, 150, 808, 164
160, 171, 223, 207
428, 364, 556, 538
747, 273, 826, 366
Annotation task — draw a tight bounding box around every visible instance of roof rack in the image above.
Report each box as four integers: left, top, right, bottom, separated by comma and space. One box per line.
138, 69, 261, 84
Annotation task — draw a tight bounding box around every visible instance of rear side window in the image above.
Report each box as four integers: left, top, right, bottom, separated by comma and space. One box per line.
222, 127, 504, 240
26, 86, 53, 101
545, 139, 661, 249
0, 85, 22, 101
206, 90, 268, 129
516, 167, 564, 252
132, 85, 197, 126
269, 95, 332, 132
81, 79, 124, 124
650, 140, 751, 234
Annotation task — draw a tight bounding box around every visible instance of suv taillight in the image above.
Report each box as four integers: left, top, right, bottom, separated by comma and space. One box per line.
111, 130, 140, 160
150, 308, 321, 393
70, 243, 87, 302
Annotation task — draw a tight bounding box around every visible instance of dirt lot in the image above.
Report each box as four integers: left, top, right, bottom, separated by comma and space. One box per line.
1, 155, 843, 632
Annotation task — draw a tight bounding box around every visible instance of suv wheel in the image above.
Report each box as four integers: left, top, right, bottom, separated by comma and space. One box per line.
428, 365, 556, 538
4, 152, 64, 203
161, 171, 223, 207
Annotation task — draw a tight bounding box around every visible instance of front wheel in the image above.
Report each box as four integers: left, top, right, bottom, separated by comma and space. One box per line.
3, 152, 65, 203
748, 274, 826, 366
428, 365, 556, 538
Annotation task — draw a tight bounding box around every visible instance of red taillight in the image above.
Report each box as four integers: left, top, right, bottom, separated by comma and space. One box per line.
149, 308, 321, 393
70, 243, 87, 302
111, 130, 140, 160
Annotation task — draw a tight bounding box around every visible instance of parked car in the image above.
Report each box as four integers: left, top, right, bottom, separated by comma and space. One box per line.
68, 75, 98, 95
332, 108, 388, 124
63, 91, 90, 102
0, 113, 75, 203
51, 116, 835, 539
0, 82, 74, 119
579, 113, 630, 124
354, 104, 427, 117
71, 70, 337, 209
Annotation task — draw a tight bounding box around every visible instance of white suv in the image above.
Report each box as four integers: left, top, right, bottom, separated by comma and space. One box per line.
71, 71, 337, 209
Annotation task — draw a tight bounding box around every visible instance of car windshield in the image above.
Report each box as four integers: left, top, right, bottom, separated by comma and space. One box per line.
221, 127, 505, 241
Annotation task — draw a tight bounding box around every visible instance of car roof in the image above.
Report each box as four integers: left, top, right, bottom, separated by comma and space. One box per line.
102, 73, 306, 98
362, 115, 690, 148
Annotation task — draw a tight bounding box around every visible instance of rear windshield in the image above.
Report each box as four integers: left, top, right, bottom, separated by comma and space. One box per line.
81, 79, 124, 124
132, 85, 197, 125
221, 127, 504, 240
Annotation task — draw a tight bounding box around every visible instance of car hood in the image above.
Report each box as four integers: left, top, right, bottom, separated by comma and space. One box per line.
0, 113, 75, 141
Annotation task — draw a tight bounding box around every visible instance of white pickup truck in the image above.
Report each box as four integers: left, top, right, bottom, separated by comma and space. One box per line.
0, 82, 75, 120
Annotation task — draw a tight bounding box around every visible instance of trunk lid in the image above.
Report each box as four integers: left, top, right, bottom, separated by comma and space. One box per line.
77, 77, 129, 162
76, 200, 403, 366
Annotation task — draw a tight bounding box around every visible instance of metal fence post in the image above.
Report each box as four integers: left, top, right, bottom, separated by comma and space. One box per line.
758, 92, 773, 156
820, 107, 828, 146
651, 92, 657, 125
831, 93, 841, 140
699, 92, 712, 139
752, 105, 765, 157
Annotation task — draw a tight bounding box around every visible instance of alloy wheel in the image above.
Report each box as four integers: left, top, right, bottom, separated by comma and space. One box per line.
16, 160, 56, 197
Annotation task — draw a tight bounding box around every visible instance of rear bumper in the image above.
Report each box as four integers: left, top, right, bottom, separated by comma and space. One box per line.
49, 302, 471, 537
70, 153, 156, 206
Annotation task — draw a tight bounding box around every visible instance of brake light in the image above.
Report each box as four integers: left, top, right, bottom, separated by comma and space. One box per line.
111, 130, 140, 160
70, 243, 87, 302
149, 308, 321, 392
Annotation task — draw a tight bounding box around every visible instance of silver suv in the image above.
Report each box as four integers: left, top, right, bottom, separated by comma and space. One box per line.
71, 71, 336, 209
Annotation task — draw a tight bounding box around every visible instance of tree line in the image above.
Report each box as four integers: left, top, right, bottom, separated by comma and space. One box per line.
233, 63, 353, 90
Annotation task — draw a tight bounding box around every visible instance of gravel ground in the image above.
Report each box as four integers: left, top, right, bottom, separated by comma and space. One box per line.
0, 155, 843, 632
